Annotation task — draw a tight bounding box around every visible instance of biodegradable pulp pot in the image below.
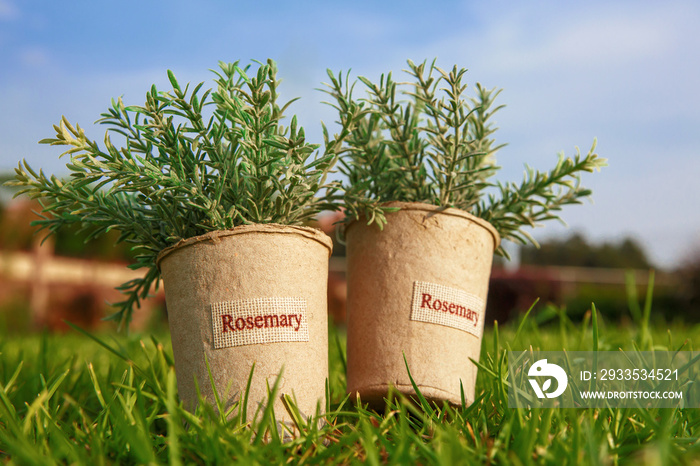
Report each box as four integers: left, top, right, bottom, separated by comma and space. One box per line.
346, 201, 500, 407
157, 224, 332, 423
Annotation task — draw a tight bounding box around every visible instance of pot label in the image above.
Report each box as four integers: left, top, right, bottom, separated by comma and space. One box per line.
211, 297, 309, 349
410, 281, 484, 338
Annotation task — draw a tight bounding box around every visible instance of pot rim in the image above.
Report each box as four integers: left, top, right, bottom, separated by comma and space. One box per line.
346, 201, 501, 249
156, 223, 333, 270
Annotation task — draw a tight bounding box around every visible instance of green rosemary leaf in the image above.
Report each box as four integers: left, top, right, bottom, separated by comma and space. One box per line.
326, 59, 605, 249
6, 60, 342, 330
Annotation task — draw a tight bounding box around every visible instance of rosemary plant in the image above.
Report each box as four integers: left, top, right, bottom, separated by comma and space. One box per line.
8, 59, 344, 328
323, 59, 607, 254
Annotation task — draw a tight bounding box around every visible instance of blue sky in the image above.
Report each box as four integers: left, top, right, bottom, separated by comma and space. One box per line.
1, 0, 699, 269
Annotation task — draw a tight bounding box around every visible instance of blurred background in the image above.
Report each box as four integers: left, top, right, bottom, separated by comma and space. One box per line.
1, 0, 699, 332
0, 193, 697, 333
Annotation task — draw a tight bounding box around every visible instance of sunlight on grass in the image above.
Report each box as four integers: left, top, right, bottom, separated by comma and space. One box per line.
1, 280, 700, 464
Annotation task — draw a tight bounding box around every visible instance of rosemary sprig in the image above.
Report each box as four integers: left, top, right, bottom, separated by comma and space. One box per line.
323, 59, 607, 253
8, 59, 344, 329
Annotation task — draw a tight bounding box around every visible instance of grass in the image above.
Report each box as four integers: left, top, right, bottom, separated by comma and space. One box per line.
2, 284, 700, 464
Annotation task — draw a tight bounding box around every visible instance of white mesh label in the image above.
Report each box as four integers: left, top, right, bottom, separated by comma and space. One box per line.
410, 281, 484, 338
211, 297, 309, 349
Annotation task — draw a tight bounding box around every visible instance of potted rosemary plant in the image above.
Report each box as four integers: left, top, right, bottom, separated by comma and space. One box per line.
323, 59, 606, 407
10, 59, 349, 426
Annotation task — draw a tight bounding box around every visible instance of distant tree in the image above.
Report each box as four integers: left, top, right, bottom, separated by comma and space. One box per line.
52, 222, 134, 262
520, 232, 652, 269
2, 172, 134, 260
0, 196, 133, 261
678, 248, 700, 312
0, 199, 41, 251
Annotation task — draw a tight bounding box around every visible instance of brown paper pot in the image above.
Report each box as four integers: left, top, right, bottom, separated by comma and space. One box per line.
157, 224, 332, 424
346, 202, 500, 407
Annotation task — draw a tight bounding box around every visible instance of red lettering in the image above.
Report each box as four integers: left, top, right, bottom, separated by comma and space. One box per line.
422, 296, 479, 323
219, 313, 308, 333
264, 314, 279, 328
222, 315, 235, 333
292, 314, 302, 331
235, 317, 246, 330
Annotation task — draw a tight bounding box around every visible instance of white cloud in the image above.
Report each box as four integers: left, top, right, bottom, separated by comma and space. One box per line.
378, 1, 700, 268
407, 2, 699, 86
475, 6, 681, 73
0, 0, 19, 20
18, 46, 50, 68
1, 0, 698, 269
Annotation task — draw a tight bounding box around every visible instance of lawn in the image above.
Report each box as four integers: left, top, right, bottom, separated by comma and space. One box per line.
2, 291, 700, 465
